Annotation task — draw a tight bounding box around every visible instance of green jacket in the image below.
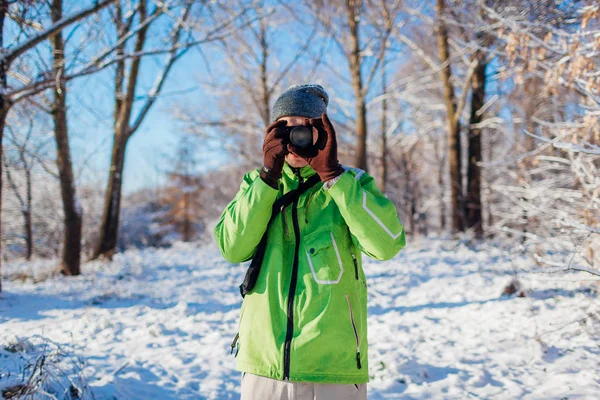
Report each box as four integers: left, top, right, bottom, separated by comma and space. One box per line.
214, 162, 406, 384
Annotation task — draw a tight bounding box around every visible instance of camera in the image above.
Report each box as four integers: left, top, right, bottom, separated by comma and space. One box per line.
289, 125, 313, 148
284, 120, 323, 158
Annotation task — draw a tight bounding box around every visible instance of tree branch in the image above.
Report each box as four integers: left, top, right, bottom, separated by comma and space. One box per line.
3, 0, 116, 65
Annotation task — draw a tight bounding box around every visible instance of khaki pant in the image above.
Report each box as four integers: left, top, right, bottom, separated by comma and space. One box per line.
240, 372, 367, 400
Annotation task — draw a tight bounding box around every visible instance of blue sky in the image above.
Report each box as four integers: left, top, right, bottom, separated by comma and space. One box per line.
62, 3, 352, 195
9, 1, 417, 195
64, 18, 227, 194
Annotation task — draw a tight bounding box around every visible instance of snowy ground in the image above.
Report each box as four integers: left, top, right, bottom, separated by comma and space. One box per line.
1, 238, 599, 399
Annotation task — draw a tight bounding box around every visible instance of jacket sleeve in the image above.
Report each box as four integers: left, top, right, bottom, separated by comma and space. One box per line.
213, 169, 278, 263
326, 168, 406, 260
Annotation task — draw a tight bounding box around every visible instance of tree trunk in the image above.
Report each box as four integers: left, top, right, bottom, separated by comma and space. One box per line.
114, 2, 125, 130
380, 69, 388, 193
485, 128, 494, 232
93, 133, 127, 259
23, 211, 32, 259
400, 153, 414, 234
183, 190, 192, 242
24, 165, 32, 259
0, 0, 7, 293
259, 19, 270, 126
438, 164, 446, 231
346, 0, 368, 171
436, 0, 463, 233
93, 0, 148, 260
3, 151, 33, 259
0, 110, 4, 291
410, 189, 417, 235
355, 98, 367, 171
466, 53, 486, 238
52, 0, 82, 275
434, 139, 446, 232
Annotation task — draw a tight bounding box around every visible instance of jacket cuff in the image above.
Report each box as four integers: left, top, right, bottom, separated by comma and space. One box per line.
259, 166, 280, 190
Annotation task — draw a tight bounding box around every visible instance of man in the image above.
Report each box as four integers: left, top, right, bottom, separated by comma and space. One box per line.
214, 84, 406, 400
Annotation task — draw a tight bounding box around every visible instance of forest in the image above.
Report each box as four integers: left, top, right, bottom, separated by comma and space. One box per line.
1, 0, 598, 280
0, 0, 598, 398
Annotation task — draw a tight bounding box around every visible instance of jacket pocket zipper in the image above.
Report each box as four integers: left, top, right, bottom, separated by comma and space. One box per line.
345, 293, 362, 369
230, 332, 240, 357
351, 251, 359, 280
350, 250, 367, 288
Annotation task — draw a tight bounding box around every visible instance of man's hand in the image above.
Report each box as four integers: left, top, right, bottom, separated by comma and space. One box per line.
260, 119, 289, 189
288, 113, 344, 183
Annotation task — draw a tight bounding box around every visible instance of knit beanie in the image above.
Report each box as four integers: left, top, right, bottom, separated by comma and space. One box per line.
272, 84, 329, 122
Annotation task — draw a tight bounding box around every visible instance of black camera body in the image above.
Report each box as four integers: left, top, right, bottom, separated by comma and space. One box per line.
283, 120, 324, 158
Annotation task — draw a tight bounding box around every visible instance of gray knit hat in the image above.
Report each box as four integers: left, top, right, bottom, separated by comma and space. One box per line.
272, 84, 329, 122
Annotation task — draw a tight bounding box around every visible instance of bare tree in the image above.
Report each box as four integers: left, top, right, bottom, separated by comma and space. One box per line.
0, 0, 116, 292
93, 1, 251, 259
51, 0, 82, 275
2, 123, 35, 260
304, 0, 401, 172
367, 0, 399, 192
436, 0, 466, 233
92, 0, 154, 260
346, 0, 368, 170
465, 49, 486, 238
2, 105, 60, 261
464, 5, 493, 238
175, 1, 318, 166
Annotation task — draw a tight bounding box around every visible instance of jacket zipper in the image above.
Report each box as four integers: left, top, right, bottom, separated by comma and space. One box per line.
345, 293, 362, 369
283, 169, 303, 380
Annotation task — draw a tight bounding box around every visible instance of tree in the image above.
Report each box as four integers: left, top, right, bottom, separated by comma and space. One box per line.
305, 0, 400, 172
2, 106, 62, 260
51, 0, 82, 275
175, 0, 319, 168
160, 135, 204, 242
436, 0, 465, 233
345, 0, 368, 170
93, 1, 251, 259
367, 0, 398, 193
92, 0, 155, 260
2, 123, 35, 259
0, 0, 116, 292
464, 5, 494, 239
481, 1, 599, 271
465, 49, 486, 238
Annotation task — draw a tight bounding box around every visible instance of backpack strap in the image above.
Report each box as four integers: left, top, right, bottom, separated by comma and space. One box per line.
239, 174, 321, 297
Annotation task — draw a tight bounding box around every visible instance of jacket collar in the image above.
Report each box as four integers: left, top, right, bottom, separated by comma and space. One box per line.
282, 162, 317, 181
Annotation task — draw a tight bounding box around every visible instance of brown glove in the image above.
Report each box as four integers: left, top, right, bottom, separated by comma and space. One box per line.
260, 119, 289, 189
288, 113, 344, 183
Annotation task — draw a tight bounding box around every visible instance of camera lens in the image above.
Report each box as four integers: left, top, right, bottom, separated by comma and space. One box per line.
289, 126, 313, 147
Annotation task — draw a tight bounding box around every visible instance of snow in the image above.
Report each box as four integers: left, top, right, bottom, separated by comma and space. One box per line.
1, 238, 599, 399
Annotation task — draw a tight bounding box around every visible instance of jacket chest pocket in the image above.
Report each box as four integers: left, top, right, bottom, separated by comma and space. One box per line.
304, 230, 344, 284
